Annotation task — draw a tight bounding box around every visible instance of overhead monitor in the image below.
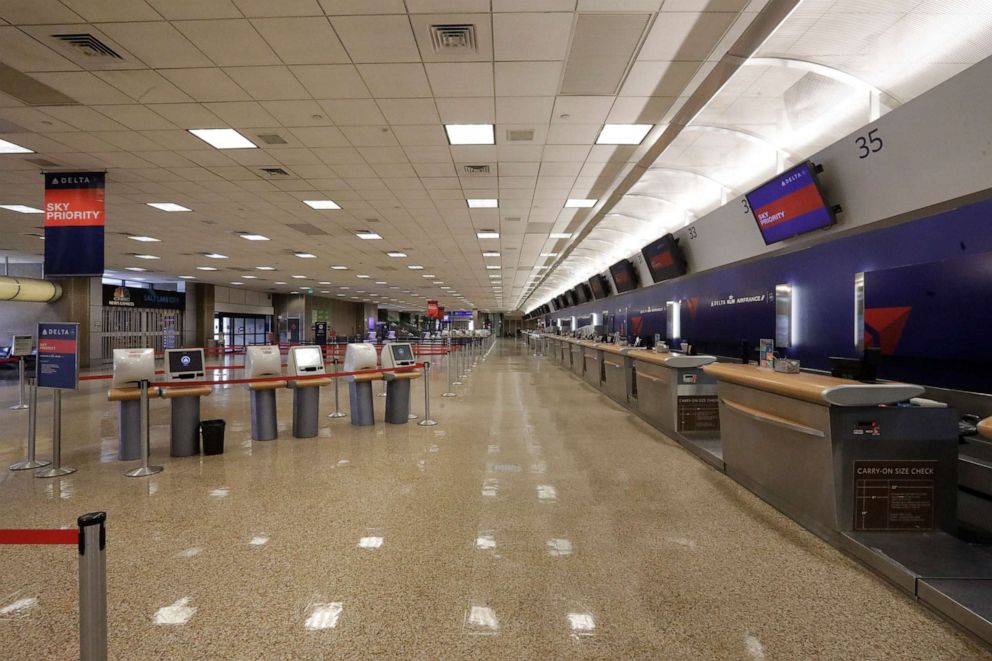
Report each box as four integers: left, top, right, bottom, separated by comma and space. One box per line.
588, 274, 609, 300
609, 259, 639, 293
641, 233, 687, 283
165, 348, 205, 380
245, 345, 282, 379
565, 290, 577, 306
112, 348, 155, 388
288, 345, 325, 375
746, 161, 835, 245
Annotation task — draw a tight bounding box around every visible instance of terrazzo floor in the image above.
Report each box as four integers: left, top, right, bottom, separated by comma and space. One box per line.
0, 340, 988, 659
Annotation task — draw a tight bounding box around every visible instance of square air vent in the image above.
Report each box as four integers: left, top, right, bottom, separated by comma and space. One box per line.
257, 133, 287, 145
506, 129, 534, 142
429, 24, 477, 53
463, 164, 490, 175
51, 33, 123, 59
259, 167, 290, 177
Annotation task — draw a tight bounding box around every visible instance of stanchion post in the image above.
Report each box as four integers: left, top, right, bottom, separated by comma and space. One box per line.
452, 340, 463, 386
328, 358, 347, 418
77, 512, 107, 661
442, 338, 456, 397
417, 362, 438, 426
36, 389, 76, 478
125, 380, 163, 478
10, 377, 50, 470
10, 357, 28, 410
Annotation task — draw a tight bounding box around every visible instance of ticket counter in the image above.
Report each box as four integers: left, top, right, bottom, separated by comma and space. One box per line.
581, 342, 601, 389
599, 345, 633, 406
569, 340, 584, 378
704, 363, 959, 542
630, 349, 718, 426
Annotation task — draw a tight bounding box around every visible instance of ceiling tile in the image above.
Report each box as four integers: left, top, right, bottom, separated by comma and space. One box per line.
403, 146, 452, 163
317, 0, 406, 15
340, 126, 400, 146
638, 12, 737, 61
233, 0, 324, 17
260, 100, 335, 126
225, 66, 310, 101
621, 60, 701, 96
358, 64, 432, 98
289, 127, 349, 147
495, 96, 554, 124
492, 0, 575, 9
541, 144, 590, 161
251, 16, 351, 65
93, 105, 176, 131
148, 103, 224, 127
146, 0, 242, 20
405, 0, 489, 11
203, 101, 280, 127
175, 19, 281, 66
30, 72, 134, 105
94, 70, 193, 104
290, 65, 370, 98
330, 15, 421, 63
435, 97, 495, 123
546, 123, 600, 144
551, 96, 614, 124
39, 106, 126, 132
0, 26, 77, 72
99, 21, 215, 69
377, 98, 440, 125
392, 124, 448, 146
161, 68, 252, 103
493, 13, 573, 61
425, 63, 494, 97
318, 99, 386, 125
0, 1, 82, 24
494, 61, 564, 96
607, 96, 676, 123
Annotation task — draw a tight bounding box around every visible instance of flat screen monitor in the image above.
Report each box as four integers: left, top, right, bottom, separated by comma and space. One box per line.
641, 233, 687, 283
609, 259, 639, 293
289, 345, 324, 374
565, 290, 577, 307
391, 343, 414, 364
165, 348, 205, 380
746, 161, 835, 245
588, 274, 609, 300
574, 283, 591, 304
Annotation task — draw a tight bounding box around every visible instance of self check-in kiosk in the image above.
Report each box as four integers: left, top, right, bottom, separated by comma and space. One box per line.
380, 342, 420, 424
110, 348, 155, 460
245, 346, 284, 441
286, 345, 330, 438
160, 348, 212, 457
344, 343, 378, 426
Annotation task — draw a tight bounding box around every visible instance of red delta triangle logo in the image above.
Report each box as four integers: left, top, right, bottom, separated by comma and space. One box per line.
686, 297, 700, 320
864, 307, 912, 355
630, 316, 643, 336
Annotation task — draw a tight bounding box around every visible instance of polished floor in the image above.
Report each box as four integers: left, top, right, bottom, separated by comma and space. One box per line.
0, 340, 988, 659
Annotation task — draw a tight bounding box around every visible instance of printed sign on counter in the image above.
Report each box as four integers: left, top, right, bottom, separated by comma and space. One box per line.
37, 322, 79, 390
853, 459, 936, 531
677, 395, 720, 432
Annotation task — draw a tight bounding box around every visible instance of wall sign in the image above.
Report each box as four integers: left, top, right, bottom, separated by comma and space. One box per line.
314, 321, 327, 346
44, 171, 105, 277
36, 322, 78, 390
103, 285, 186, 310
853, 460, 936, 531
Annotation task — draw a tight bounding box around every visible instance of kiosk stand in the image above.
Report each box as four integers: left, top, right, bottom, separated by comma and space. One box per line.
108, 348, 155, 461
381, 342, 420, 424
245, 346, 284, 441
160, 349, 211, 457
344, 344, 378, 427
286, 346, 331, 438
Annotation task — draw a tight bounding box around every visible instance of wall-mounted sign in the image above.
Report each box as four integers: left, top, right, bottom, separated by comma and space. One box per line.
44, 171, 105, 277
854, 460, 936, 531
37, 322, 78, 390
103, 285, 186, 310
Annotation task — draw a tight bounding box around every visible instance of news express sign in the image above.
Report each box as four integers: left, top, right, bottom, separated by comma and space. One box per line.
44, 172, 105, 277
37, 322, 79, 390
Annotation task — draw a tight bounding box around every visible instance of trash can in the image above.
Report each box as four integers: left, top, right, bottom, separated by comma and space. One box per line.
200, 419, 225, 456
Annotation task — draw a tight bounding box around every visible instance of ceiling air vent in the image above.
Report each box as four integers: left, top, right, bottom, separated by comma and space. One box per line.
257, 133, 287, 145
506, 129, 534, 142
259, 167, 290, 177
463, 164, 490, 175
429, 24, 477, 53
27, 158, 60, 168
52, 33, 123, 59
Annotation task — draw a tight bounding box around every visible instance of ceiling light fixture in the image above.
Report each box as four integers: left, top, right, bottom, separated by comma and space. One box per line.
204, 253, 228, 259
408, 265, 424, 270
146, 202, 191, 212
256, 266, 276, 271
477, 230, 499, 239
356, 274, 371, 279
565, 198, 597, 208
0, 204, 42, 213
0, 139, 33, 154
482, 251, 500, 257
355, 231, 382, 240
196, 266, 218, 271
331, 265, 348, 270
178, 275, 196, 279
303, 200, 341, 210
128, 235, 160, 242
239, 233, 269, 241
188, 128, 257, 150
444, 124, 495, 145
386, 251, 407, 258
595, 123, 653, 145
467, 199, 497, 208
294, 252, 317, 258
549, 233, 572, 239
124, 267, 146, 272
291, 275, 307, 279
133, 254, 159, 260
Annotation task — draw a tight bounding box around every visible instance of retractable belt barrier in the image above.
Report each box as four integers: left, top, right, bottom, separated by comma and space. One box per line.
79, 364, 425, 387
0, 513, 108, 661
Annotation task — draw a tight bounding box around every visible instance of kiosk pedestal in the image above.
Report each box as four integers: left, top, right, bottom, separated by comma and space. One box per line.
108, 387, 143, 460
160, 386, 213, 457
349, 375, 379, 426
384, 372, 420, 424
249, 381, 285, 441
289, 379, 330, 438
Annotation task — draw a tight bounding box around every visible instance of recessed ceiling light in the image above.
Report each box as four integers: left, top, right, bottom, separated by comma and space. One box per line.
197, 266, 218, 271
275, 281, 287, 284
355, 231, 382, 240
482, 251, 500, 257
0, 204, 42, 213
133, 254, 159, 260
294, 252, 317, 258
596, 123, 653, 145
444, 124, 495, 145
339, 286, 350, 290
330, 265, 348, 270
467, 199, 497, 208
303, 200, 341, 210
239, 233, 269, 241
408, 265, 424, 270
146, 202, 191, 212
242, 275, 258, 279
375, 281, 387, 285
0, 139, 33, 154
178, 275, 196, 279
477, 231, 499, 239
337, 293, 346, 296
231, 281, 244, 285
291, 275, 307, 279
124, 267, 146, 272
128, 235, 160, 242
486, 265, 500, 270
549, 233, 572, 239
204, 253, 228, 259
565, 198, 597, 208
386, 251, 407, 258
188, 128, 257, 150
256, 266, 276, 271
422, 274, 435, 278
356, 274, 371, 279
318, 281, 331, 285
540, 252, 558, 257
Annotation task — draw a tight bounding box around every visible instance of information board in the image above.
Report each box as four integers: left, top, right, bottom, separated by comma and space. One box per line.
37, 322, 79, 390
11, 335, 33, 356
314, 321, 327, 345
677, 395, 720, 432
853, 460, 936, 531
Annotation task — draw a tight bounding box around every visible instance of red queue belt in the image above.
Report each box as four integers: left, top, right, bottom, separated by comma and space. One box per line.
80, 364, 426, 387
0, 529, 79, 545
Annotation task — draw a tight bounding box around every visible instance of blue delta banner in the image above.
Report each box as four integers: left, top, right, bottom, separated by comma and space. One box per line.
37, 322, 79, 390
44, 171, 105, 277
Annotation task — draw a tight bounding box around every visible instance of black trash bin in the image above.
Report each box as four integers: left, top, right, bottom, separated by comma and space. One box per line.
200, 419, 226, 456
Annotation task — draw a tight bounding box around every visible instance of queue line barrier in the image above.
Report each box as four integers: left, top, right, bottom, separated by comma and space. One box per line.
0, 513, 108, 661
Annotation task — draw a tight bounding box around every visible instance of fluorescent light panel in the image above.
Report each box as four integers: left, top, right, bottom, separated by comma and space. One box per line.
294, 252, 317, 258
147, 202, 191, 212
128, 235, 160, 242
239, 233, 269, 241
444, 124, 494, 145
303, 200, 341, 210
467, 199, 497, 208
565, 199, 597, 208
0, 204, 42, 213
188, 128, 257, 150
477, 231, 499, 239
386, 251, 407, 258
355, 231, 382, 240
596, 124, 652, 145
0, 139, 33, 154
549, 233, 571, 239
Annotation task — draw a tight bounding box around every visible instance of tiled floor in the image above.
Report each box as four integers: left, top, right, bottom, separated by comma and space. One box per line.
0, 340, 988, 659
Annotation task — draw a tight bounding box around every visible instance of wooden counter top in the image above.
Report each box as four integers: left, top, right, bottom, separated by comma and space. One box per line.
979, 417, 992, 441
702, 363, 924, 407
627, 349, 716, 368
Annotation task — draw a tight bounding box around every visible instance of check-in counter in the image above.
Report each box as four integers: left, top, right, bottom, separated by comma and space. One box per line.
568, 339, 584, 378
704, 363, 959, 542
581, 342, 602, 389
629, 350, 719, 437
599, 344, 634, 405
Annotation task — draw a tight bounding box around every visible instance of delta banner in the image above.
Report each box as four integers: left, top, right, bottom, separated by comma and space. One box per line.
37, 322, 79, 390
44, 171, 105, 277
746, 163, 832, 244
427, 300, 439, 319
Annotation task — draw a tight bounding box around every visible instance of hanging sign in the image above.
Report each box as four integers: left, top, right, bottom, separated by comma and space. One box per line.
44, 172, 105, 277
36, 322, 79, 390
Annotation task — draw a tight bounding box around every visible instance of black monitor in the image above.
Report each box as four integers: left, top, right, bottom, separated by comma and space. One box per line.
609, 259, 639, 293
641, 233, 687, 283
588, 274, 609, 300
165, 348, 205, 380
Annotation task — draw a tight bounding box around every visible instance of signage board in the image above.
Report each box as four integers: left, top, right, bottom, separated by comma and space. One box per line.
677, 395, 719, 432
103, 285, 186, 310
44, 171, 105, 276
11, 335, 33, 356
745, 161, 834, 245
314, 321, 327, 345
853, 460, 936, 531
36, 322, 79, 390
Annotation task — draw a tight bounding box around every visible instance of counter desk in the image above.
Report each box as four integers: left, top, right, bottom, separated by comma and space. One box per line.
703, 363, 959, 542
568, 339, 585, 378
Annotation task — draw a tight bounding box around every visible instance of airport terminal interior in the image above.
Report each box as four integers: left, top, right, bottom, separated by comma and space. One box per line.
1, 0, 992, 658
